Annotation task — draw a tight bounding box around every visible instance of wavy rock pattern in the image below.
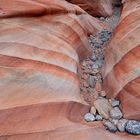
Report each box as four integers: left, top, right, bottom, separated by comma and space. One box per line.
103, 0, 140, 120
66, 0, 113, 17
0, 0, 140, 140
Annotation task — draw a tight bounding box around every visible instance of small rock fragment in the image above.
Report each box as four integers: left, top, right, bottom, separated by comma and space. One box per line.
95, 114, 103, 121
110, 119, 119, 126
125, 120, 140, 135
88, 75, 97, 88
95, 81, 102, 92
117, 119, 128, 132
94, 97, 111, 119
103, 120, 117, 133
110, 107, 123, 119
90, 106, 96, 115
111, 99, 120, 107
84, 113, 95, 122
99, 91, 107, 97
92, 63, 99, 69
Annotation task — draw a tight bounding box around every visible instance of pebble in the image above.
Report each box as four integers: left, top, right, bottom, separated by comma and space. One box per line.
125, 120, 140, 135
104, 120, 117, 133
92, 63, 99, 69
95, 60, 103, 68
95, 114, 103, 121
90, 106, 97, 115
99, 91, 107, 97
90, 55, 97, 61
110, 107, 123, 119
84, 113, 95, 122
117, 119, 128, 132
83, 81, 89, 88
110, 119, 119, 126
88, 75, 97, 88
90, 69, 99, 75
111, 99, 120, 107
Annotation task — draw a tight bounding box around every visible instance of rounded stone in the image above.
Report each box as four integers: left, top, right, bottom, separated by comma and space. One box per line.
103, 120, 117, 133
95, 114, 103, 121
110, 107, 123, 119
125, 120, 140, 135
84, 113, 95, 122
99, 91, 107, 97
117, 119, 128, 132
90, 106, 97, 115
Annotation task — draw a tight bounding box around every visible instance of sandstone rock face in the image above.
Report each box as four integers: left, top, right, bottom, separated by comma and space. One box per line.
103, 0, 140, 120
94, 97, 111, 119
66, 0, 113, 17
0, 0, 140, 140
0, 0, 104, 110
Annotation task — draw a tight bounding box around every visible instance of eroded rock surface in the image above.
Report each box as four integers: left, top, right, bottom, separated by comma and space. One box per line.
0, 0, 140, 140
103, 0, 140, 120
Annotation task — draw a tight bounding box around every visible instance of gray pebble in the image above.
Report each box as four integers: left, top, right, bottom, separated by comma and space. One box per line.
125, 120, 140, 135
111, 99, 120, 107
88, 75, 97, 88
104, 120, 117, 133
84, 113, 95, 122
95, 114, 103, 121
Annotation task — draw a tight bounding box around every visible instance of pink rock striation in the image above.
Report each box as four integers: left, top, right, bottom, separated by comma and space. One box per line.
103, 0, 140, 120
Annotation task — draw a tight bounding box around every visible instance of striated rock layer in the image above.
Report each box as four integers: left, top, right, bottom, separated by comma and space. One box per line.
103, 0, 140, 120
0, 0, 139, 140
66, 0, 113, 17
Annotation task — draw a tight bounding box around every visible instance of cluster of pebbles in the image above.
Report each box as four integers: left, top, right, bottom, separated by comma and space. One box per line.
84, 94, 140, 135
79, 29, 112, 95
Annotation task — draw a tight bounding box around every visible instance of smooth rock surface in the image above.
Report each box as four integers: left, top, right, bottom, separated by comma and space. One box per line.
0, 0, 140, 140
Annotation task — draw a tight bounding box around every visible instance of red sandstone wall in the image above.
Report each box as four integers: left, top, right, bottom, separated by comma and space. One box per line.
0, 0, 139, 140
103, 0, 140, 120
66, 0, 113, 17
